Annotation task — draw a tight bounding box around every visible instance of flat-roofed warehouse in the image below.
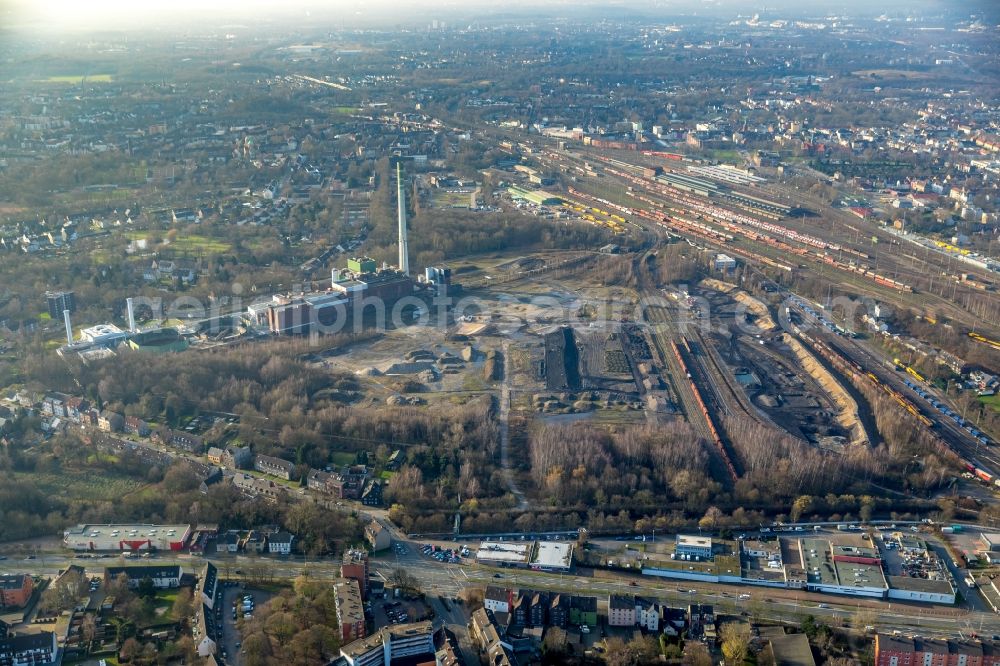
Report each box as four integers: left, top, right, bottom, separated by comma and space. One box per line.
531, 541, 574, 571
63, 524, 191, 552
476, 541, 531, 567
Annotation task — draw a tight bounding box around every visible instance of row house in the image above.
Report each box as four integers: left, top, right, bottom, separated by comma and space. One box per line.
231, 473, 283, 501
104, 565, 181, 589
876, 633, 1000, 666
0, 631, 58, 666
607, 594, 636, 627
254, 454, 296, 480
157, 429, 204, 453
123, 416, 150, 437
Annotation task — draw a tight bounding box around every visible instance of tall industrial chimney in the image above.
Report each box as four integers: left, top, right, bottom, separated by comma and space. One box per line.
126, 297, 137, 333
396, 161, 410, 276
63, 309, 73, 345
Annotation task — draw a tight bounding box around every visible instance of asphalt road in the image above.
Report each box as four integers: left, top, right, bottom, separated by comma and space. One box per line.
9, 541, 998, 641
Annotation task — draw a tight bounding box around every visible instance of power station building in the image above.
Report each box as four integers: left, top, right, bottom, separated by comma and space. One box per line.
255, 161, 417, 336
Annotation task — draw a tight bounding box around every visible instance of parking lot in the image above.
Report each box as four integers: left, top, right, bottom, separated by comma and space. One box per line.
416, 542, 471, 564
220, 583, 275, 665
373, 597, 426, 627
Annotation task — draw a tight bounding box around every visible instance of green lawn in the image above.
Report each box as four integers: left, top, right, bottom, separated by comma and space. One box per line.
329, 451, 356, 466
11, 469, 145, 502
43, 74, 114, 83
432, 190, 475, 208
125, 231, 232, 254
980, 394, 1000, 414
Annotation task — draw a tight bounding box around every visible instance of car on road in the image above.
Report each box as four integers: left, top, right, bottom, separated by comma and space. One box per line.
493, 573, 502, 578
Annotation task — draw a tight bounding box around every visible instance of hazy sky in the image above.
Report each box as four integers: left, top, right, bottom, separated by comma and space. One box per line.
2, 0, 995, 33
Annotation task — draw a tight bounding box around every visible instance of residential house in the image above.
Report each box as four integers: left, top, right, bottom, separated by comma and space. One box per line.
63, 396, 89, 423
193, 601, 216, 658
41, 393, 68, 418
364, 520, 391, 553
222, 445, 253, 470
215, 533, 240, 554
763, 628, 816, 666
485, 586, 513, 614
254, 454, 296, 480
549, 594, 569, 629
470, 608, 516, 666
160, 429, 203, 453
123, 416, 150, 437
306, 468, 333, 492
608, 594, 636, 627
689, 604, 716, 645
511, 589, 549, 628
172, 208, 200, 224
244, 531, 267, 554
98, 410, 124, 433
361, 479, 383, 506
268, 532, 294, 555
0, 575, 33, 609
333, 578, 366, 644
198, 468, 223, 494
306, 465, 370, 499
874, 634, 1000, 666
661, 607, 687, 637
0, 631, 58, 666
231, 473, 282, 501
341, 549, 370, 600
569, 596, 597, 627
198, 562, 219, 611
333, 465, 369, 500
636, 598, 660, 632
104, 565, 181, 589
385, 449, 404, 471
206, 447, 224, 465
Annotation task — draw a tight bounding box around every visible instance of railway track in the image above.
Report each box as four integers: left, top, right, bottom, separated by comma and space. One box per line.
548, 148, 1000, 334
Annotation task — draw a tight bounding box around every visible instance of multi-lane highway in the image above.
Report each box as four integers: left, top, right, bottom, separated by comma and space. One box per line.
10, 532, 999, 641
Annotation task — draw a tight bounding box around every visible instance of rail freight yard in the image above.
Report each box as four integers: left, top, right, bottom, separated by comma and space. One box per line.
63, 524, 192, 552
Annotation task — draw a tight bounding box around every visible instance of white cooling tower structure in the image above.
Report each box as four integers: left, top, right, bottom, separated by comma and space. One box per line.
126, 297, 137, 333
396, 161, 410, 276
63, 309, 73, 345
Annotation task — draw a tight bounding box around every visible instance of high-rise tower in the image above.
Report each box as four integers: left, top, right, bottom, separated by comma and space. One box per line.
396, 161, 410, 276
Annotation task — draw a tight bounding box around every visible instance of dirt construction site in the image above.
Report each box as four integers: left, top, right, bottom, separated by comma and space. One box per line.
311, 249, 864, 453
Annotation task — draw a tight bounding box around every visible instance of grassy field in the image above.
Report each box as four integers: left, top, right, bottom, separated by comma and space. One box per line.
980, 394, 1000, 414
432, 190, 475, 208
852, 69, 934, 80
125, 231, 232, 254
43, 74, 114, 83
11, 469, 146, 503
329, 451, 356, 466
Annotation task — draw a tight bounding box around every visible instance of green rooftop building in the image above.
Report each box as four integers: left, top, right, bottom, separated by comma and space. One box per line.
347, 256, 377, 274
